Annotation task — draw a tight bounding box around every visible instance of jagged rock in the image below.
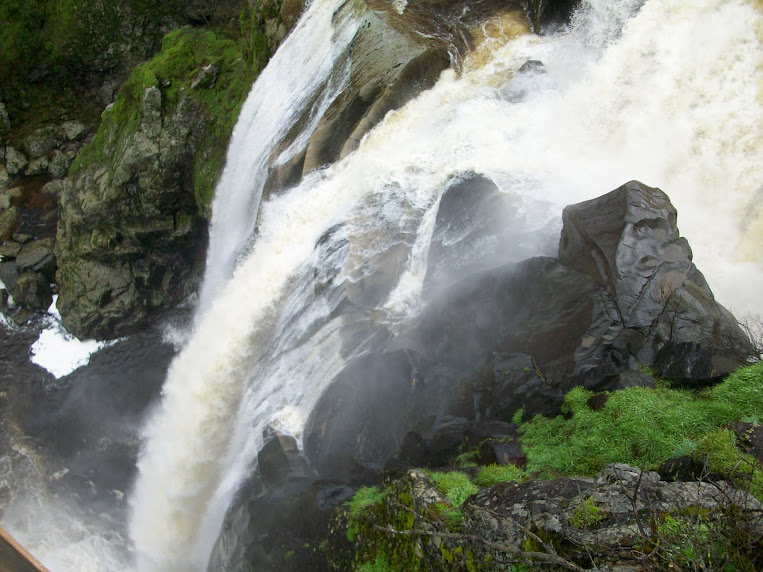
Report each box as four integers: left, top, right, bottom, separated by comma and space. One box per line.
0, 262, 19, 292
12, 271, 52, 310
0, 103, 9, 138
23, 126, 63, 159
12, 233, 32, 244
47, 150, 72, 179
16, 238, 56, 279
61, 120, 88, 141
526, 0, 579, 33
0, 241, 22, 259
5, 147, 28, 176
0, 207, 22, 240
490, 352, 560, 421
56, 89, 206, 339
0, 288, 7, 307
561, 181, 753, 376
0, 187, 21, 210
191, 63, 219, 89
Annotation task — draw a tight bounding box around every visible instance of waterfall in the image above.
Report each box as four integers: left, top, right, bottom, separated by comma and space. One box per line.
126, 0, 761, 570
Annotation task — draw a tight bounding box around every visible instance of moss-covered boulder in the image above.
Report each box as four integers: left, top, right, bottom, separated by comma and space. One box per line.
55, 27, 257, 338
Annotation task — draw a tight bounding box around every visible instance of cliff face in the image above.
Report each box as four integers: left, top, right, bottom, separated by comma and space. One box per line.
0, 0, 306, 336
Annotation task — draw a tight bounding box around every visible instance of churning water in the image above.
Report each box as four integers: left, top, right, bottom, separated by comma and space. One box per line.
2, 0, 761, 569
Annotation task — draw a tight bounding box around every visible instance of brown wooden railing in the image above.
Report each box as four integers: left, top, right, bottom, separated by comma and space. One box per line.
0, 526, 49, 572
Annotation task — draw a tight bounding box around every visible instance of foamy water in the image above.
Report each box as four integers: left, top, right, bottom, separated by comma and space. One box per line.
30, 298, 113, 379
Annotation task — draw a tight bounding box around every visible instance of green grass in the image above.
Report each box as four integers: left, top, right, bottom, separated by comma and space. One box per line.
425, 470, 478, 507
474, 464, 526, 487
347, 486, 385, 517
519, 363, 763, 486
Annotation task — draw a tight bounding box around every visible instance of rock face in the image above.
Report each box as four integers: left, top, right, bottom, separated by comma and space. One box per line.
55, 87, 207, 339
304, 181, 752, 484
326, 464, 762, 571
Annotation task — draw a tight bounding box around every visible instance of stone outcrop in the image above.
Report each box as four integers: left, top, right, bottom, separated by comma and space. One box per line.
303, 181, 752, 486
325, 464, 762, 571
55, 86, 207, 339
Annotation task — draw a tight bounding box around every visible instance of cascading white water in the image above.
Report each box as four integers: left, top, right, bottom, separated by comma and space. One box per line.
128, 0, 761, 570
196, 0, 360, 314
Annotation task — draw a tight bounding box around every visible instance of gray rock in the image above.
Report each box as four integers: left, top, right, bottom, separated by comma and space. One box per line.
0, 241, 22, 258
0, 207, 21, 240
61, 120, 88, 141
23, 126, 62, 158
5, 147, 28, 176
191, 63, 219, 89
42, 179, 66, 199
25, 155, 50, 176
258, 431, 314, 489
47, 149, 72, 179
0, 261, 19, 291
141, 86, 162, 139
16, 238, 56, 278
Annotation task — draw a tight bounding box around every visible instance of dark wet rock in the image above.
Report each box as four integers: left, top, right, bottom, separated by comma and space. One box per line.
423, 173, 531, 295
464, 420, 518, 448
489, 352, 561, 421
527, 0, 579, 33
12, 270, 52, 310
658, 455, 711, 482
653, 341, 745, 387
0, 165, 9, 190
0, 206, 22, 240
258, 431, 315, 489
478, 438, 526, 467
518, 59, 546, 73
47, 150, 73, 179
304, 349, 420, 483
561, 181, 753, 375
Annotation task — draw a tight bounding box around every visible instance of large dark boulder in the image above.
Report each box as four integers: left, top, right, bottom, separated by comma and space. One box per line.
561, 181, 753, 383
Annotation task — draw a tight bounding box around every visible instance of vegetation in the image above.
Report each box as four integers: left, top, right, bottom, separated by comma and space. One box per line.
519, 362, 763, 491
474, 463, 526, 487
70, 26, 255, 214
567, 497, 605, 528
425, 470, 478, 506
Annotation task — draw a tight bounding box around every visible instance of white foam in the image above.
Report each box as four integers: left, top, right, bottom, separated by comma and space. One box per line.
30, 297, 111, 379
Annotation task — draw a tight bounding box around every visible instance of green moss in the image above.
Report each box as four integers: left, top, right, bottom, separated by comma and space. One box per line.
347, 486, 385, 517
519, 363, 763, 481
567, 497, 605, 528
357, 553, 392, 572
474, 464, 526, 487
70, 25, 256, 214
425, 470, 478, 507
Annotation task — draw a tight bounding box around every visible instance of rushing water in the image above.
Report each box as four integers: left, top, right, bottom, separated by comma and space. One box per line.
2, 0, 761, 569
